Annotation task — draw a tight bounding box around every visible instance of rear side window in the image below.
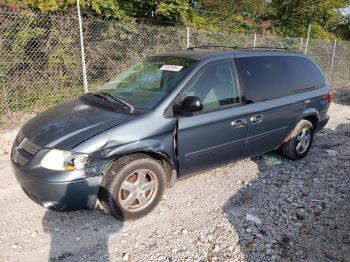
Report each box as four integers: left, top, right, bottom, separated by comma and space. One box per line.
235, 56, 325, 103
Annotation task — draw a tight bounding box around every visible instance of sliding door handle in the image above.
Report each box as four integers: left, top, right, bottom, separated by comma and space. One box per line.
250, 115, 264, 124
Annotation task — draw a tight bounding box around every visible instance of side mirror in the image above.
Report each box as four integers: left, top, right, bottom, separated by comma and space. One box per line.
173, 96, 203, 116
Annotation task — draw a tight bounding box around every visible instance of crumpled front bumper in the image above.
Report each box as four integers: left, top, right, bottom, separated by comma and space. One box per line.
11, 159, 101, 211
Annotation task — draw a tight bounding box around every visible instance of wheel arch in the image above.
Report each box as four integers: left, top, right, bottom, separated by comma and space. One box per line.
284, 109, 319, 143
302, 114, 319, 130
103, 140, 177, 188
297, 108, 320, 130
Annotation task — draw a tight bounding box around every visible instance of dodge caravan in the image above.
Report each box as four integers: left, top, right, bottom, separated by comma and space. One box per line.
11, 47, 332, 220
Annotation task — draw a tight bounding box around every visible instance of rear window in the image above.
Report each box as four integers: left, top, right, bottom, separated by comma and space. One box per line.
235, 56, 325, 103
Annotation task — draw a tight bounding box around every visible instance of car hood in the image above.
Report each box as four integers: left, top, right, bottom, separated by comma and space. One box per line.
21, 97, 137, 149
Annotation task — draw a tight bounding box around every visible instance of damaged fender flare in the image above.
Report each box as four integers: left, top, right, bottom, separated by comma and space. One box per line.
103, 139, 177, 188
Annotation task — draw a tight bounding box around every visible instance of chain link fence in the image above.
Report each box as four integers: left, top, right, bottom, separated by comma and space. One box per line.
82, 15, 187, 92
0, 10, 82, 115
1, 9, 349, 117
331, 40, 350, 88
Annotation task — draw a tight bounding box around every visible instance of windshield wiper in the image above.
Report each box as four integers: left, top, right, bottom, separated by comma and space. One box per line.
91, 92, 135, 113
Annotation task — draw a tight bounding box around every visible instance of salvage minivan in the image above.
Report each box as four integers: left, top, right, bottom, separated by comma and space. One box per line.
11, 47, 332, 220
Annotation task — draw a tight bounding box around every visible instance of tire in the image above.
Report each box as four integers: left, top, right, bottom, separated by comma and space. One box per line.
281, 119, 314, 160
98, 153, 166, 220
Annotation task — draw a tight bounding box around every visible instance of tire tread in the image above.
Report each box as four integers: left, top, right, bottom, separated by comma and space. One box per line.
99, 153, 165, 220
281, 119, 314, 160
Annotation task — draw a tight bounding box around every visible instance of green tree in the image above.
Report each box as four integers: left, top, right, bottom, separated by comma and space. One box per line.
336, 13, 350, 40
5, 0, 127, 18
155, 0, 205, 26
270, 0, 350, 38
2, 0, 350, 39
202, 0, 269, 19
199, 0, 271, 33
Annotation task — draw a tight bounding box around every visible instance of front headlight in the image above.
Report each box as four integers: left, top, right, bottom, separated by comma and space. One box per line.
40, 149, 91, 171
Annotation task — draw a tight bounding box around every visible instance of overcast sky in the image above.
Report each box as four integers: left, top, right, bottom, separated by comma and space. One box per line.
341, 6, 350, 15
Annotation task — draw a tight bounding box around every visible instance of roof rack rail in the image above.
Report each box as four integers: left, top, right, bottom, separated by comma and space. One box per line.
187, 45, 290, 51
240, 46, 290, 50
187, 45, 239, 50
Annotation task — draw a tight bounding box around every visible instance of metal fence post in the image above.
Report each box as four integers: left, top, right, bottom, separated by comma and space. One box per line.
186, 26, 190, 49
304, 24, 311, 54
1, 86, 12, 117
76, 0, 88, 94
253, 33, 257, 48
328, 39, 337, 83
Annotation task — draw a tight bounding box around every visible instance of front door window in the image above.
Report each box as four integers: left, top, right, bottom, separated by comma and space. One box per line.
181, 61, 239, 111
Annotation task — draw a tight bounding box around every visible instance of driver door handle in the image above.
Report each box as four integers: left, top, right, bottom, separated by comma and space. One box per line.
231, 119, 247, 128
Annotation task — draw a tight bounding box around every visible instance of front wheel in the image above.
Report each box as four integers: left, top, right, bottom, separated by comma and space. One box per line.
281, 119, 314, 160
99, 154, 166, 220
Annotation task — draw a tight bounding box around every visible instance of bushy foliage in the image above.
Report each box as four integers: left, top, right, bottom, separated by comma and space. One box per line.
2, 0, 349, 40
156, 0, 206, 27
5, 0, 126, 18
270, 0, 350, 39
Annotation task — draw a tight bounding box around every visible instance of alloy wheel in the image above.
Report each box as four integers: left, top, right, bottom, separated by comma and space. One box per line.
118, 169, 158, 212
295, 127, 311, 154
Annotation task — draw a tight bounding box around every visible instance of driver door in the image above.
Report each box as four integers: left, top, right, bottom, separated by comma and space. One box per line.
176, 60, 249, 177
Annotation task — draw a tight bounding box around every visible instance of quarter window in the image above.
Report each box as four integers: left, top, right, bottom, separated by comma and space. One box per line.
283, 56, 325, 91
181, 61, 239, 111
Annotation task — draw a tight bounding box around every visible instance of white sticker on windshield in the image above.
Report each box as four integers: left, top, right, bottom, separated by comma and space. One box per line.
160, 65, 183, 72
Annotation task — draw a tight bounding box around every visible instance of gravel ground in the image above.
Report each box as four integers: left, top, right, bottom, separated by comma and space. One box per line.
0, 91, 349, 262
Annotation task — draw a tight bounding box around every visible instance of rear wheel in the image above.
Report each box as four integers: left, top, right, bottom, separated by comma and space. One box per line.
281, 119, 314, 160
99, 154, 166, 220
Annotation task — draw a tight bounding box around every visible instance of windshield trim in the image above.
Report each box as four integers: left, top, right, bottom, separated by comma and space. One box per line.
99, 92, 135, 113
